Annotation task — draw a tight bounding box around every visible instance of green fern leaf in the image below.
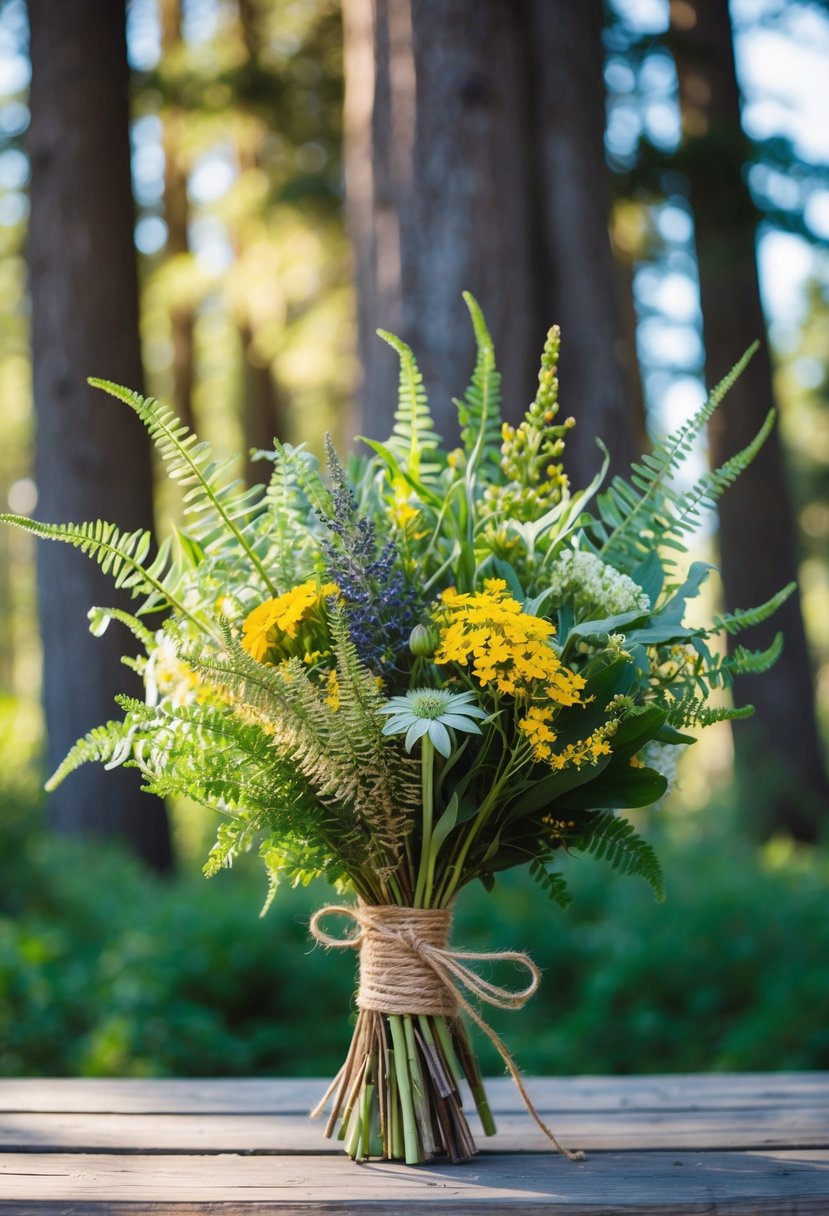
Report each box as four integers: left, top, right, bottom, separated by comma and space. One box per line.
666, 695, 754, 730
712, 583, 797, 637
454, 292, 503, 472
262, 442, 320, 589
45, 719, 135, 791
87, 605, 156, 648
89, 378, 275, 594
528, 859, 572, 908
573, 811, 665, 900
0, 514, 205, 634
377, 330, 442, 484
592, 343, 759, 572
726, 632, 784, 676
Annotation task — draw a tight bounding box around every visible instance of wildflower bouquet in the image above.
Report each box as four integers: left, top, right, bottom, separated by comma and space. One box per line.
3, 295, 790, 1164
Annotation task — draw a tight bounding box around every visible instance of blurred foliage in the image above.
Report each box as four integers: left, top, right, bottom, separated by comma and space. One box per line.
1, 792, 827, 1077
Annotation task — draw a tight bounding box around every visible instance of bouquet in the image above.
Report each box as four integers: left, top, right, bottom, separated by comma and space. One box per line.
3, 295, 790, 1164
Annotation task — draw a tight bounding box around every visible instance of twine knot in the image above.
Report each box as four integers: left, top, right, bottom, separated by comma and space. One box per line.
309, 903, 585, 1161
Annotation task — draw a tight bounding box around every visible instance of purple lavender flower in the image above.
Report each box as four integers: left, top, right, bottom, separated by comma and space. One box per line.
320, 436, 420, 672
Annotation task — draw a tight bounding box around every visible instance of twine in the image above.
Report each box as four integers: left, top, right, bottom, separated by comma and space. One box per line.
309, 903, 585, 1162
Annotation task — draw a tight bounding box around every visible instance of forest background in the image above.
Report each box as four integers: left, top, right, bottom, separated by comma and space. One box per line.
0, 0, 828, 1079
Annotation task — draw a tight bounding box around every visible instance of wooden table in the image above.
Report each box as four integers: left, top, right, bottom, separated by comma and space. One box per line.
1, 1073, 827, 1213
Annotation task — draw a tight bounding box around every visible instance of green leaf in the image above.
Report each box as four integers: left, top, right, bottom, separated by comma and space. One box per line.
631, 551, 665, 605
557, 762, 668, 812
429, 794, 460, 864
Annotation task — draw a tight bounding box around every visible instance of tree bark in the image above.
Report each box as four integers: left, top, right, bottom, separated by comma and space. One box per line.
344, 0, 540, 443
161, 0, 197, 435
670, 0, 827, 840
529, 0, 641, 483
27, 0, 173, 869
343, 0, 640, 477
240, 322, 286, 487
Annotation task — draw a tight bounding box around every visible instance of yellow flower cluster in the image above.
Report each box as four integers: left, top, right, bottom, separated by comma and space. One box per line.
434, 580, 613, 771
434, 579, 585, 704
520, 714, 612, 768
242, 580, 337, 664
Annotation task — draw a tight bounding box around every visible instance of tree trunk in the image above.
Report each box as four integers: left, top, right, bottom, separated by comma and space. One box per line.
344, 0, 540, 442
27, 0, 173, 869
529, 0, 640, 484
343, 0, 640, 477
240, 323, 286, 487
161, 0, 197, 435
670, 0, 827, 840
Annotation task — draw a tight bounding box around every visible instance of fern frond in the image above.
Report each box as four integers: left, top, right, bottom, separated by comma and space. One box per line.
262, 442, 319, 590
0, 515, 205, 634
669, 408, 776, 540
377, 330, 442, 484
270, 437, 332, 523
45, 719, 135, 791
712, 583, 796, 637
89, 378, 275, 594
203, 813, 264, 876
666, 695, 754, 730
573, 811, 665, 900
329, 612, 420, 862
591, 343, 759, 572
184, 622, 416, 873
528, 859, 572, 908
455, 292, 503, 472
727, 632, 784, 676
87, 605, 156, 648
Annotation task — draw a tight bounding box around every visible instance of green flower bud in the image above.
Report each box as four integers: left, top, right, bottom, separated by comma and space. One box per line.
409, 624, 439, 657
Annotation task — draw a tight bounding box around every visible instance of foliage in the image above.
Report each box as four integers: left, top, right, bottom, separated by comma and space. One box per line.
1, 809, 827, 1079
0, 297, 788, 918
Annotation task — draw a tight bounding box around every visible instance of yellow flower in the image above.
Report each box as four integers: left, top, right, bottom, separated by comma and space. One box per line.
391, 478, 419, 528
325, 668, 341, 712
519, 708, 612, 771
434, 580, 586, 707
242, 580, 337, 663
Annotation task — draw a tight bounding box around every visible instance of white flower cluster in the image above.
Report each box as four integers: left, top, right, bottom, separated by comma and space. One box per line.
548, 549, 650, 621
145, 631, 199, 708
641, 741, 685, 806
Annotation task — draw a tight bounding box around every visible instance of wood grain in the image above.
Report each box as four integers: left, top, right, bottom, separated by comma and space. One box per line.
1, 1106, 827, 1154
1, 1074, 826, 1212
2, 1073, 825, 1114
1, 1149, 828, 1213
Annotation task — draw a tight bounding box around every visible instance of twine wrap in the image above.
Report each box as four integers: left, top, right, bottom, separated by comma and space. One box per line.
309, 903, 585, 1161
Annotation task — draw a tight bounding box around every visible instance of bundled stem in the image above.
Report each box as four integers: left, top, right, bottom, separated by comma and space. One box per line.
315, 1008, 494, 1163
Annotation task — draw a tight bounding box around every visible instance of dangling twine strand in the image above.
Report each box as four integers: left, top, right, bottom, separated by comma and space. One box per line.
309, 904, 585, 1162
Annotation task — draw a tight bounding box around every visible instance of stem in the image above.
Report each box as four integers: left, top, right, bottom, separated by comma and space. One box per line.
434, 1016, 464, 1088
414, 735, 435, 908
388, 1046, 403, 1159
436, 765, 513, 907
388, 1014, 421, 1164
454, 1018, 497, 1137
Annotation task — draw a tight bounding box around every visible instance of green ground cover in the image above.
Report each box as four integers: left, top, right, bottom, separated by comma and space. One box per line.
1, 793, 826, 1079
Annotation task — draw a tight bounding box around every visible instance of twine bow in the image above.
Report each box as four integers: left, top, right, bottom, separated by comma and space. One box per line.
309, 903, 585, 1161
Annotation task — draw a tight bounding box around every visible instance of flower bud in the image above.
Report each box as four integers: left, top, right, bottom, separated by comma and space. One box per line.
409, 623, 439, 657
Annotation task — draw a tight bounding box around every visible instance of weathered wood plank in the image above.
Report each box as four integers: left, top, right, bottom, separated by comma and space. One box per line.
1, 1073, 826, 1115
1, 1149, 828, 1213
1, 1107, 827, 1154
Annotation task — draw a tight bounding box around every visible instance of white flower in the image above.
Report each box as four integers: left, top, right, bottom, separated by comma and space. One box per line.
549, 550, 650, 620
379, 689, 487, 757
145, 632, 199, 708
